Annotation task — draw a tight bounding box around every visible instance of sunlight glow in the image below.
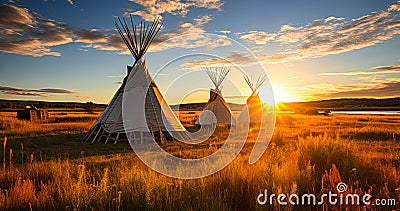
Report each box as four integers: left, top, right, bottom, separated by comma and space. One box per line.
273, 87, 295, 103
259, 85, 298, 105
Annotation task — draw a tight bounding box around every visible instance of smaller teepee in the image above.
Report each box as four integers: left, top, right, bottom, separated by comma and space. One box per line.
196, 66, 235, 126
237, 75, 266, 124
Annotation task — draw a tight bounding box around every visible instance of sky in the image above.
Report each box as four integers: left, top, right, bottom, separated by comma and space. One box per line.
0, 0, 399, 104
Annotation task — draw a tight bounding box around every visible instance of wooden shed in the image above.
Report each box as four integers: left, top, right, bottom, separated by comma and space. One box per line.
17, 106, 49, 121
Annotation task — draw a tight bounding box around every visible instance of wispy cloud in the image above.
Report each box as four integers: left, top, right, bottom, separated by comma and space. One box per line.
372, 64, 400, 70
149, 14, 231, 52
66, 0, 75, 6
224, 95, 247, 99
32, 88, 75, 94
314, 82, 400, 98
181, 51, 258, 70
321, 63, 400, 76
238, 31, 276, 45
320, 70, 399, 76
194, 15, 213, 25
299, 78, 400, 100
217, 30, 231, 34
0, 86, 45, 96
0, 85, 77, 97
127, 0, 223, 21
0, 85, 76, 97
75, 95, 90, 99
107, 74, 126, 78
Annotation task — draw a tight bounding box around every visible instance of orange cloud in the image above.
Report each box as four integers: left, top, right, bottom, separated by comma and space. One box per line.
238, 31, 276, 45
128, 0, 223, 21
0, 4, 229, 57
0, 4, 34, 30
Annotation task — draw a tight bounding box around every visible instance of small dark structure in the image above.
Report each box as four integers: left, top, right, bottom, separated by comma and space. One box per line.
17, 106, 48, 121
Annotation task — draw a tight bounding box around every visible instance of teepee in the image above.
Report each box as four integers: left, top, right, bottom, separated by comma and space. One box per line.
83, 16, 189, 144
237, 75, 266, 124
196, 66, 235, 126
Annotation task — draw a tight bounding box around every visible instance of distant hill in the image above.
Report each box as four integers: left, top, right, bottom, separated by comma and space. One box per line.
0, 99, 107, 111
173, 98, 400, 113
1, 98, 398, 113
170, 102, 244, 111
278, 97, 400, 114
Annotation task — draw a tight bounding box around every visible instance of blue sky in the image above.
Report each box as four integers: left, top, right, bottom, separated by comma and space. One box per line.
0, 0, 399, 104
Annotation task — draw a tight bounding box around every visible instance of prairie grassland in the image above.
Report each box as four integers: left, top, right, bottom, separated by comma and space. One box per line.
0, 111, 399, 210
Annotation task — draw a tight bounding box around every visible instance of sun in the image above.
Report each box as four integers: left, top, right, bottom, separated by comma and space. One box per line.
259, 85, 297, 105
273, 87, 295, 103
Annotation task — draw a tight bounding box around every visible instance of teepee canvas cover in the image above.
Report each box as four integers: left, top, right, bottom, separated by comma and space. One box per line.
196, 67, 235, 125
237, 75, 266, 124
83, 17, 189, 144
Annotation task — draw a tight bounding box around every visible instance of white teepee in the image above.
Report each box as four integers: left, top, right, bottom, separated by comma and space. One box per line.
196, 67, 235, 126
237, 75, 266, 124
83, 17, 189, 144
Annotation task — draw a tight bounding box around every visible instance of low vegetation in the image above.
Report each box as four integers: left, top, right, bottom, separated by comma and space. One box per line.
0, 112, 399, 210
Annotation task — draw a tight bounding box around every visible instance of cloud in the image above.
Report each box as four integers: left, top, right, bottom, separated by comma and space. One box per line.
389, 2, 400, 11
238, 31, 276, 45
0, 4, 78, 56
229, 2, 400, 65
194, 15, 213, 25
372, 64, 400, 70
0, 85, 76, 97
182, 1, 400, 68
217, 30, 231, 34
224, 95, 247, 99
315, 82, 400, 98
107, 74, 126, 78
352, 75, 386, 83
67, 0, 75, 6
0, 4, 34, 30
299, 77, 400, 100
320, 69, 399, 76
0, 4, 229, 57
130, 10, 159, 22
128, 0, 223, 21
148, 15, 231, 52
75, 95, 90, 99
321, 63, 400, 76
74, 29, 109, 43
181, 51, 258, 70
0, 4, 143, 56
31, 88, 76, 94
277, 4, 400, 62
91, 15, 230, 54
0, 39, 62, 57
88, 34, 127, 53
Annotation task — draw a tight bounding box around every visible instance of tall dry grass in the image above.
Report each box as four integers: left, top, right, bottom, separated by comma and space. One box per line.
0, 112, 398, 210
0, 112, 97, 139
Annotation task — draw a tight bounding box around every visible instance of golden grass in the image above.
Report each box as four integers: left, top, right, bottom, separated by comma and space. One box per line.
0, 112, 97, 138
0, 112, 399, 210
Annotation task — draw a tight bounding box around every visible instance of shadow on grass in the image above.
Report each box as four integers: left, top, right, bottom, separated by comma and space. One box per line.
2, 133, 132, 164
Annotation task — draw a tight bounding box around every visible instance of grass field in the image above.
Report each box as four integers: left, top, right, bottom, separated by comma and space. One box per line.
0, 111, 399, 210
